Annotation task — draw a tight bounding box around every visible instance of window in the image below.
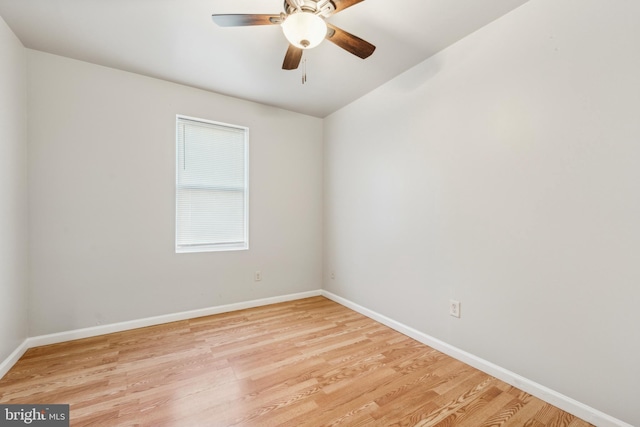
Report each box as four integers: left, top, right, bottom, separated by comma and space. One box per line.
176, 115, 249, 252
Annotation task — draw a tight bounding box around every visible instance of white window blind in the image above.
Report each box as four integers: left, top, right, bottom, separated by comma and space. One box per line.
176, 116, 249, 252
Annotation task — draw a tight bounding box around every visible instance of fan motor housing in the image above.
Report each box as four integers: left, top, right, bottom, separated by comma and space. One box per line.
284, 0, 335, 18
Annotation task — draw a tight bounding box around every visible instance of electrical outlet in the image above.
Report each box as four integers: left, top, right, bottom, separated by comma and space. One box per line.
449, 300, 461, 318
255, 270, 262, 281
330, 271, 335, 280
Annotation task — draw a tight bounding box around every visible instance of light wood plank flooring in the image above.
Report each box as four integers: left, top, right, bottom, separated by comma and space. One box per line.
0, 297, 592, 426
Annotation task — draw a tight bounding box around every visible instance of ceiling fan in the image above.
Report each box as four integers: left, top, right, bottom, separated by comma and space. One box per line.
212, 0, 376, 70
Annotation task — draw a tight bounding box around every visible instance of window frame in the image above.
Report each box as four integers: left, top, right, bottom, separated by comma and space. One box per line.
175, 114, 249, 253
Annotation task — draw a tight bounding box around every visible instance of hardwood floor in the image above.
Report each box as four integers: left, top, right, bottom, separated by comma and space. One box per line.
0, 297, 592, 426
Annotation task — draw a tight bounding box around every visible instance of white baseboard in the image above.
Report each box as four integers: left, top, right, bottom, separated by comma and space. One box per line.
0, 339, 30, 379
1, 290, 322, 377
321, 290, 631, 427
27, 290, 322, 348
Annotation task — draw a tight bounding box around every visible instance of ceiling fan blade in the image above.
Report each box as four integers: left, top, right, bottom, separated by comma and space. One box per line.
331, 0, 366, 14
282, 45, 303, 70
325, 23, 375, 59
211, 14, 282, 27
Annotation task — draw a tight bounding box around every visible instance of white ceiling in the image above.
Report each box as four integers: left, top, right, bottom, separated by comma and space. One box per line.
0, 0, 530, 117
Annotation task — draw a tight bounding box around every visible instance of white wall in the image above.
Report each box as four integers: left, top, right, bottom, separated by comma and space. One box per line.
0, 17, 28, 362
324, 0, 640, 425
27, 50, 323, 336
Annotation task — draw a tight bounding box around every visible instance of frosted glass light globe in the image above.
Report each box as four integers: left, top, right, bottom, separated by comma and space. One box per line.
281, 12, 327, 49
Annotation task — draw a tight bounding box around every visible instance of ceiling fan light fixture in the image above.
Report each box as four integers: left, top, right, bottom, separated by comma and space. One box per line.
281, 12, 327, 49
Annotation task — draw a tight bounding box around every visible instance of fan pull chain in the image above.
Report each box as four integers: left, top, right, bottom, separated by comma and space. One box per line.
302, 57, 307, 84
